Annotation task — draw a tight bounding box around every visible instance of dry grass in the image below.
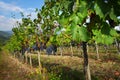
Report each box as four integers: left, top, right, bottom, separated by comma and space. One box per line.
29, 47, 120, 80
0, 51, 33, 80
1, 45, 120, 80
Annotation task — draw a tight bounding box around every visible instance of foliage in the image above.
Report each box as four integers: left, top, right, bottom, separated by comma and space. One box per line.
6, 0, 120, 52
4, 0, 120, 80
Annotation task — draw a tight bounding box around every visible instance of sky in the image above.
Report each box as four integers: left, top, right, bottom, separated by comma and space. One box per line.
0, 0, 44, 31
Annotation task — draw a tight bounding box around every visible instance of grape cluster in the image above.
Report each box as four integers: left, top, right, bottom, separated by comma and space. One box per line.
46, 44, 57, 55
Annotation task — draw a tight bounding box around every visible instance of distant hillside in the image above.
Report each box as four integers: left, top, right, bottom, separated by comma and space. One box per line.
5, 31, 13, 35
0, 31, 12, 46
0, 31, 12, 38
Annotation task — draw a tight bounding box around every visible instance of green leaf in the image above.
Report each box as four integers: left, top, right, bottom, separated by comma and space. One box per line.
110, 29, 118, 37
92, 29, 115, 45
59, 17, 69, 26
71, 24, 90, 42
104, 36, 114, 45
72, 25, 79, 41
77, 12, 87, 23
109, 8, 118, 22
79, 27, 90, 42
94, 3, 104, 18
69, 14, 80, 24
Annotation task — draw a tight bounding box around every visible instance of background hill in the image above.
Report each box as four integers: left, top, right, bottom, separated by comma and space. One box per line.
0, 31, 12, 47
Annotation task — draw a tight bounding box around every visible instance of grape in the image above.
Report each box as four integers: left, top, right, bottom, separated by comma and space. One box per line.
32, 45, 37, 51
26, 47, 30, 52
46, 45, 53, 55
46, 44, 57, 55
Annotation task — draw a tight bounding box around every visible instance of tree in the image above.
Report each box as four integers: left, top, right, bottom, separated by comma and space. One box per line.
6, 0, 120, 80
42, 0, 120, 80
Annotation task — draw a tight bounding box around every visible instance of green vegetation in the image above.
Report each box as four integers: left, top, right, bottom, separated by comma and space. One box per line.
2, 0, 120, 80
0, 31, 12, 51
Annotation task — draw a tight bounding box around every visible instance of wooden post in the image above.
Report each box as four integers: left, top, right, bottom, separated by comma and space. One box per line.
29, 52, 32, 68
95, 42, 99, 60
25, 51, 28, 64
115, 39, 120, 54
14, 52, 16, 58
60, 47, 63, 56
70, 43, 73, 57
37, 51, 42, 74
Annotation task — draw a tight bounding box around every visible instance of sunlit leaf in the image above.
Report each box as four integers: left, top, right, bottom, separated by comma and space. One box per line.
109, 8, 118, 22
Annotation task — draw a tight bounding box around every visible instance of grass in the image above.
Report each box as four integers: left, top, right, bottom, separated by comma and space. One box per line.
0, 51, 33, 80
26, 45, 120, 80
26, 53, 120, 80
0, 50, 62, 80
1, 45, 120, 80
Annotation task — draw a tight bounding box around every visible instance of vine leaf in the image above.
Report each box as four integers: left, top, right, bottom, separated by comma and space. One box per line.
71, 24, 90, 42
109, 8, 118, 22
